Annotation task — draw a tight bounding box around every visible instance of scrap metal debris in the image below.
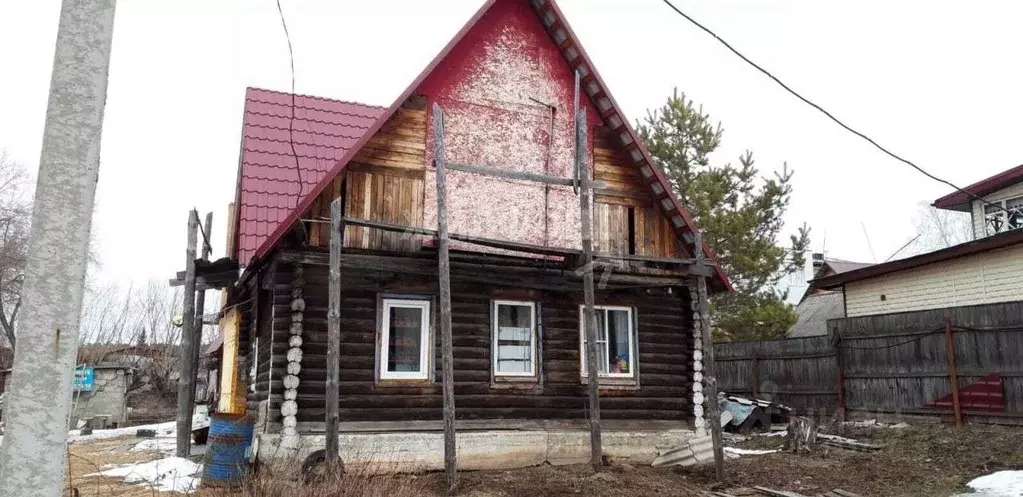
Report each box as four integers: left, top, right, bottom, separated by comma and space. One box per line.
652, 435, 714, 468
720, 393, 792, 434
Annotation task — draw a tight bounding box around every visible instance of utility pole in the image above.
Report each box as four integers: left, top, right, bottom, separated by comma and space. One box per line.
0, 1, 117, 496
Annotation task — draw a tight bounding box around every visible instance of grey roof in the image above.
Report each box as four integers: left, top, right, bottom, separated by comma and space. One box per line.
788, 292, 845, 338
825, 259, 873, 275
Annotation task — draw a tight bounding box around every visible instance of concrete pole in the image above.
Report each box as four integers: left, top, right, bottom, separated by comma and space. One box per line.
0, 1, 117, 496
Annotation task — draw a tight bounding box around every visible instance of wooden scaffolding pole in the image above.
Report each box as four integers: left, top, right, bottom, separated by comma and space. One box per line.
325, 198, 343, 462
577, 105, 602, 470
176, 211, 199, 458
433, 103, 458, 493
694, 232, 724, 480
188, 212, 212, 417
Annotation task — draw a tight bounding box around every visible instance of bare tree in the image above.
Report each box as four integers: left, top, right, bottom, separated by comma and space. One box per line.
0, 150, 32, 351
905, 201, 973, 257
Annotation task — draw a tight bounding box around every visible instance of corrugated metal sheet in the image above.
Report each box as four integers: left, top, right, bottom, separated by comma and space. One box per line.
235, 88, 385, 265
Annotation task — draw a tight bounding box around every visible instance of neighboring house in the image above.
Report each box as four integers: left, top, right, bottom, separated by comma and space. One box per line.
775, 249, 814, 306
218, 0, 730, 470
814, 165, 1023, 317
2, 364, 133, 428
788, 256, 872, 337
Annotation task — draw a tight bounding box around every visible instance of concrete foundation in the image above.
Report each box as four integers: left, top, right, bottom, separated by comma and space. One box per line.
256, 426, 696, 473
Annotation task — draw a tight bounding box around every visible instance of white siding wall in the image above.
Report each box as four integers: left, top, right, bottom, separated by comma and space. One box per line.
845, 244, 1023, 317
971, 182, 1023, 239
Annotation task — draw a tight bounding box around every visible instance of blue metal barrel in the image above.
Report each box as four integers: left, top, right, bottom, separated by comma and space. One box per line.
201, 413, 255, 486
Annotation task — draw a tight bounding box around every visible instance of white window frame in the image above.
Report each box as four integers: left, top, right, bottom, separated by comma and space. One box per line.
985, 195, 1023, 235
579, 305, 636, 379
491, 300, 538, 378
379, 298, 432, 381
1006, 196, 1023, 230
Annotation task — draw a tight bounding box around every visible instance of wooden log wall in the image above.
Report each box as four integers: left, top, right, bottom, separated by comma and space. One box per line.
285, 261, 694, 423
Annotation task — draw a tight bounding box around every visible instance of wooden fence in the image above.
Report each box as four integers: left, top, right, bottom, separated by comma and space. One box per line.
714, 301, 1023, 424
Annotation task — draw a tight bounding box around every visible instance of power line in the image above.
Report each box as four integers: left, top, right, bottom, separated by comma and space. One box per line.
275, 0, 302, 206
660, 0, 1009, 215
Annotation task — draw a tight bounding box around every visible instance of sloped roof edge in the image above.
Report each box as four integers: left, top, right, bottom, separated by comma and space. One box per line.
246, 0, 732, 291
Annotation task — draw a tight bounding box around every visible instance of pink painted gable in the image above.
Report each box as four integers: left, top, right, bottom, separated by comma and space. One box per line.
417, 0, 601, 251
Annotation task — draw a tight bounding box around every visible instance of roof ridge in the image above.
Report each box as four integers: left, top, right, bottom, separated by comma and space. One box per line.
247, 86, 386, 109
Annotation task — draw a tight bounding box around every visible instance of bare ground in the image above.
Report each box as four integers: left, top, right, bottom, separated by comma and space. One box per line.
66, 423, 1023, 496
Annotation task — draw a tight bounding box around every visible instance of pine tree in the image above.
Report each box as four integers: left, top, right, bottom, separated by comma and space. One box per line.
637, 89, 810, 341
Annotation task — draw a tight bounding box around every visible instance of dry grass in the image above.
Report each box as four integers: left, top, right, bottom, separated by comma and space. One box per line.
199, 457, 434, 497
68, 436, 168, 497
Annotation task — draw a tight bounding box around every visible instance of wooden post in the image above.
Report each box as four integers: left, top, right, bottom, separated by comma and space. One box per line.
189, 212, 212, 411
176, 211, 199, 458
577, 106, 603, 470
944, 317, 964, 427
434, 103, 458, 493
325, 198, 343, 462
751, 345, 760, 398
694, 232, 724, 480
834, 328, 846, 425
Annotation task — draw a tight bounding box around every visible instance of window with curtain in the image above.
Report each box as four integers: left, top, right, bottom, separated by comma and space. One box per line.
492, 300, 537, 377
579, 306, 635, 378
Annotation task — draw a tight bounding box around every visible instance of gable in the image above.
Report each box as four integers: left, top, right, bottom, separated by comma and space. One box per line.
238, 0, 731, 291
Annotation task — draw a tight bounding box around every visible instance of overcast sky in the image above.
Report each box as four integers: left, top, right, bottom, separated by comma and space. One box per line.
1, 0, 1021, 287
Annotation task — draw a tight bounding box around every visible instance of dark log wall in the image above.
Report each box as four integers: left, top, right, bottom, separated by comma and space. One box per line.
281, 262, 694, 423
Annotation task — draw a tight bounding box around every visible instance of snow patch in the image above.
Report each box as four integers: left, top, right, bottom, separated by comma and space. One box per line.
131, 437, 178, 456
87, 456, 201, 493
956, 470, 1023, 497
68, 421, 176, 443
724, 447, 780, 456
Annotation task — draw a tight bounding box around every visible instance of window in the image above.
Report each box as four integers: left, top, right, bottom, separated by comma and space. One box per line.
379, 299, 431, 380
492, 300, 537, 377
1007, 196, 1023, 230
984, 195, 1023, 236
579, 306, 635, 378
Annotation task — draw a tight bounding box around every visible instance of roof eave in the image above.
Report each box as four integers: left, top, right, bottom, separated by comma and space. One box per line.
812, 228, 1023, 288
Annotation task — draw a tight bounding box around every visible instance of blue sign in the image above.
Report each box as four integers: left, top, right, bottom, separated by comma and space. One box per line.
73, 366, 95, 392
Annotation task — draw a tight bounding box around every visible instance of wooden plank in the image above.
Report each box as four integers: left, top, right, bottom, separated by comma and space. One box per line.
348, 162, 425, 180
309, 194, 323, 247
434, 104, 458, 493
188, 212, 213, 429
325, 198, 343, 462
176, 211, 199, 458
448, 162, 607, 189
944, 317, 964, 427
695, 232, 724, 481
577, 103, 603, 471
595, 193, 649, 208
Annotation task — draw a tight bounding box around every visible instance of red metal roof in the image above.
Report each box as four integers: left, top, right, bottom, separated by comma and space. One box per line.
235, 0, 732, 292
932, 164, 1023, 212
234, 88, 385, 265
